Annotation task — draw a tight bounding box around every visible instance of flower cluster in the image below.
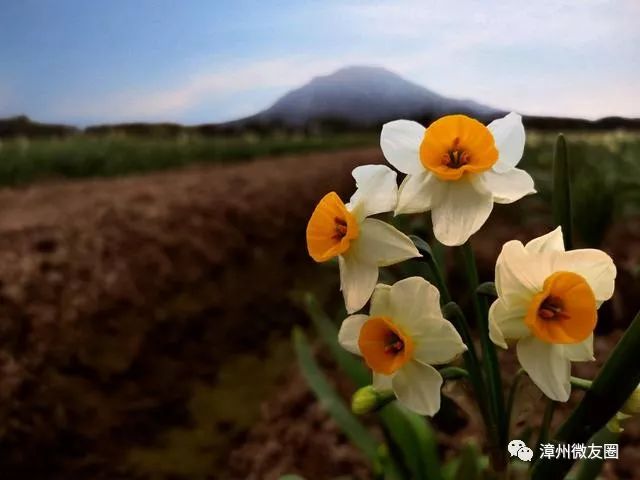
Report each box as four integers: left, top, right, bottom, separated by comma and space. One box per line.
305, 112, 617, 417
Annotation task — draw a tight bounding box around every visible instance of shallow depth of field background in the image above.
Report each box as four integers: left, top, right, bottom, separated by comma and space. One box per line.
1, 1, 639, 479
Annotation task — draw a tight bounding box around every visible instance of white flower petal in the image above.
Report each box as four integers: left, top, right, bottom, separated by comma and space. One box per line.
338, 314, 369, 355
517, 336, 571, 402
550, 249, 617, 304
412, 320, 466, 365
562, 334, 595, 362
373, 372, 394, 391
495, 240, 549, 307
385, 277, 442, 334
339, 253, 379, 313
348, 164, 398, 219
472, 168, 535, 204
369, 284, 392, 318
488, 112, 525, 173
488, 298, 530, 349
431, 179, 493, 246
395, 171, 444, 215
392, 360, 443, 416
525, 227, 565, 254
380, 120, 426, 175
353, 218, 421, 267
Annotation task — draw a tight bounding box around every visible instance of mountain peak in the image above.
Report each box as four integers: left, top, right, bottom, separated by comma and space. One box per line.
246, 65, 503, 127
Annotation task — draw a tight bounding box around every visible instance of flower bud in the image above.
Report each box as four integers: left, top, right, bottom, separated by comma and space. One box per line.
351, 386, 395, 415
621, 386, 640, 415
606, 412, 631, 433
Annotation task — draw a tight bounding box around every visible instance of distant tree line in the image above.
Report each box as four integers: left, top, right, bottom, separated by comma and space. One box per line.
1, 114, 639, 140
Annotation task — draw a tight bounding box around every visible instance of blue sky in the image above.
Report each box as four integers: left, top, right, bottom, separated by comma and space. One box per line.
1, 0, 638, 125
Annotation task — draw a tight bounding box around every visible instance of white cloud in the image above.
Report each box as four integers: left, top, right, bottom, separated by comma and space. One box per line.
339, 0, 636, 48
47, 0, 639, 123
51, 56, 350, 122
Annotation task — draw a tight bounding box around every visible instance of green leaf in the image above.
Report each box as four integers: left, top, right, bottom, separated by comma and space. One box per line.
378, 404, 444, 480
409, 234, 434, 258
532, 310, 640, 478
552, 133, 573, 249
278, 476, 305, 480
573, 427, 619, 480
476, 281, 497, 298
292, 328, 380, 462
459, 242, 507, 467
453, 443, 483, 480
301, 294, 369, 386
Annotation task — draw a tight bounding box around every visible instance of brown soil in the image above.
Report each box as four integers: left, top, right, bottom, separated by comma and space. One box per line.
0, 148, 382, 479
0, 146, 639, 479
229, 333, 640, 480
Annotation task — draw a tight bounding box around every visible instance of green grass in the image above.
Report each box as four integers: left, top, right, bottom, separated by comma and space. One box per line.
1, 129, 639, 249
0, 132, 376, 186
521, 130, 640, 246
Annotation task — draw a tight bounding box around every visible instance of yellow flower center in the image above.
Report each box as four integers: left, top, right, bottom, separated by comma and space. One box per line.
306, 191, 359, 262
358, 316, 414, 375
419, 114, 498, 181
525, 271, 597, 344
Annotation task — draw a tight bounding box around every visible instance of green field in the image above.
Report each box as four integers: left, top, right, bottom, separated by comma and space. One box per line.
0, 131, 639, 246
0, 132, 376, 185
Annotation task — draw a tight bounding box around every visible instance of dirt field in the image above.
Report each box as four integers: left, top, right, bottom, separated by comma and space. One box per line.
0, 148, 381, 479
0, 147, 639, 479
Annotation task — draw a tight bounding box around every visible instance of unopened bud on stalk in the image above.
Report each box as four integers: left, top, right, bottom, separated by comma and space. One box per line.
606, 412, 631, 433
351, 386, 395, 415
621, 385, 640, 415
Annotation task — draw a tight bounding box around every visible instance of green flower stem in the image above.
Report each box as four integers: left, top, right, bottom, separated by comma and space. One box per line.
570, 376, 593, 391
552, 133, 573, 250
442, 302, 499, 469
535, 399, 556, 458
460, 241, 507, 469
505, 368, 526, 437
441, 303, 489, 397
573, 427, 620, 480
410, 234, 452, 303
532, 309, 640, 479
439, 366, 470, 380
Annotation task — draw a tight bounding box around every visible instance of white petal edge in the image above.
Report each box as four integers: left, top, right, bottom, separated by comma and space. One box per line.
495, 240, 549, 307
380, 120, 426, 175
525, 227, 565, 254
488, 298, 530, 349
373, 372, 393, 391
338, 314, 369, 355
339, 253, 379, 313
431, 179, 493, 246
472, 168, 535, 204
353, 218, 421, 267
550, 249, 617, 304
385, 276, 443, 335
392, 360, 443, 416
488, 112, 525, 173
517, 336, 571, 402
348, 164, 398, 219
395, 171, 444, 215
370, 283, 391, 318
412, 319, 467, 365
562, 334, 595, 362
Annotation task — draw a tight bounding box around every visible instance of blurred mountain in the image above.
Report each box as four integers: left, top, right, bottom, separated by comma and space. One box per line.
0, 115, 78, 138
2, 67, 639, 138
237, 65, 505, 127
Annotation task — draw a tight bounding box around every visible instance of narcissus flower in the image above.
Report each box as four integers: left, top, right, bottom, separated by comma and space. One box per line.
489, 227, 616, 401
381, 112, 535, 246
306, 165, 420, 313
338, 277, 467, 415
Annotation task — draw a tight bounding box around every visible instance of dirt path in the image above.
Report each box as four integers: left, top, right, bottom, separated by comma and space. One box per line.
0, 147, 379, 231
0, 147, 382, 479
